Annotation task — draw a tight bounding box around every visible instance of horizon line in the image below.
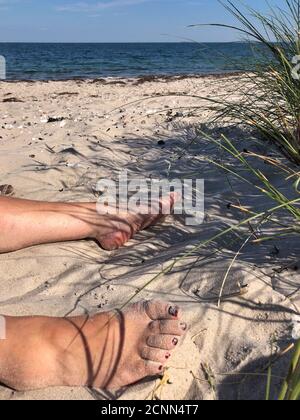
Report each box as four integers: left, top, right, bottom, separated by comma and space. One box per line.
0, 40, 255, 44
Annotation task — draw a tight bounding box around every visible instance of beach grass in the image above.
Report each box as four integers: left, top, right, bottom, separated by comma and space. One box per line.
191, 2, 300, 397
278, 340, 300, 400
201, 131, 300, 400
198, 1, 300, 398
190, 0, 300, 164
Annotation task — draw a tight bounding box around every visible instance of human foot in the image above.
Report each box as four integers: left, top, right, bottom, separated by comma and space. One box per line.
94, 193, 177, 251
58, 300, 187, 391
0, 301, 187, 391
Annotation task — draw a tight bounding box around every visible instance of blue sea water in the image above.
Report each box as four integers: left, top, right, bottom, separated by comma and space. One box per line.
0, 42, 263, 81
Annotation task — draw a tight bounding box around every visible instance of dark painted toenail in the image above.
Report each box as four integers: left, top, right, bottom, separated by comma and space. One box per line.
159, 365, 164, 371
169, 306, 178, 317
180, 322, 188, 331
172, 338, 178, 346
166, 353, 171, 359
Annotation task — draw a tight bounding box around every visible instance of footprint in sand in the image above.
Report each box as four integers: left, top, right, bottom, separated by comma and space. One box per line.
0, 185, 14, 196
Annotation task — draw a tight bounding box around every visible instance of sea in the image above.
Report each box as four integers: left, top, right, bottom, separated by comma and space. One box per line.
0, 42, 266, 81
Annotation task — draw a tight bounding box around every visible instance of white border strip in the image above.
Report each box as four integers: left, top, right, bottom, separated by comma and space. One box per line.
0, 55, 6, 80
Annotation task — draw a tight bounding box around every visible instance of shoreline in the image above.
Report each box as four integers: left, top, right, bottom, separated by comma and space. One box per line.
0, 71, 249, 85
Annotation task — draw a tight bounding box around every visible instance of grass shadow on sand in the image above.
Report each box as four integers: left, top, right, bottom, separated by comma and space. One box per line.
1, 120, 299, 400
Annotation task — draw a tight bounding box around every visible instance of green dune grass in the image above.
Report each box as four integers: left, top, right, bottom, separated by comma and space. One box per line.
191, 0, 300, 164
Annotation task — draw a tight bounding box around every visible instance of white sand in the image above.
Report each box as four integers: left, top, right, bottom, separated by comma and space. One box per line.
0, 75, 299, 400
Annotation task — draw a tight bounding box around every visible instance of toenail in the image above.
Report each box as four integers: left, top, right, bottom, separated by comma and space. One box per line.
172, 338, 178, 346
165, 353, 171, 359
180, 322, 188, 331
169, 306, 178, 317
159, 365, 164, 371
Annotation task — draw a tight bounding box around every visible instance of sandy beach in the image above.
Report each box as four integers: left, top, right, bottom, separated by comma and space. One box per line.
0, 74, 299, 400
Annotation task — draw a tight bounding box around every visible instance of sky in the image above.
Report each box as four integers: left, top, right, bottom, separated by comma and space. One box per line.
0, 0, 284, 43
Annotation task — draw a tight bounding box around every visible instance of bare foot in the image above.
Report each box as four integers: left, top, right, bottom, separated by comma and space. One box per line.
0, 301, 187, 391
59, 300, 187, 391
95, 194, 177, 251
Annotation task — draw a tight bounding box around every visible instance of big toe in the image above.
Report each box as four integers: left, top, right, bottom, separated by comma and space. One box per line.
144, 300, 182, 321
99, 231, 130, 251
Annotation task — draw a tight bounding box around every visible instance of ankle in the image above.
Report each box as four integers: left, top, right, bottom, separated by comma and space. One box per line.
0, 317, 60, 391
48, 312, 120, 389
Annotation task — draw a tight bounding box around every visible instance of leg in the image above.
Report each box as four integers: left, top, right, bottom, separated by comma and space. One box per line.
0, 194, 176, 253
0, 301, 187, 391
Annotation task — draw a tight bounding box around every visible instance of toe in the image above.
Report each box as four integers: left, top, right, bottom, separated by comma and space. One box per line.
144, 300, 182, 320
137, 359, 165, 377
141, 346, 173, 364
149, 319, 188, 336
147, 334, 181, 350
99, 231, 130, 251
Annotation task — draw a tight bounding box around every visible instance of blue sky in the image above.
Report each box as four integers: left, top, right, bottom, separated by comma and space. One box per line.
0, 0, 283, 42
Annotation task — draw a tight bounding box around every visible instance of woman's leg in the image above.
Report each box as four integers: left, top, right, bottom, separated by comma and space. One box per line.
0, 194, 176, 253
0, 301, 187, 391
